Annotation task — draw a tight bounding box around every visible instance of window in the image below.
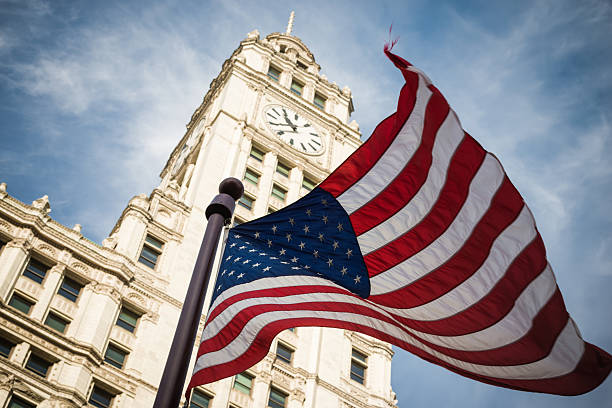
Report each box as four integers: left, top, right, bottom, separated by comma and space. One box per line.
267, 65, 280, 82
0, 336, 16, 358
22, 258, 48, 284
233, 372, 254, 395
244, 168, 260, 185
7, 396, 36, 408
302, 176, 316, 192
8, 293, 33, 314
297, 60, 308, 70
271, 184, 287, 201
25, 353, 52, 377
276, 162, 291, 177
267, 207, 277, 214
138, 234, 163, 269
314, 93, 326, 110
57, 276, 82, 302
89, 385, 114, 408
350, 348, 368, 384
275, 342, 293, 364
104, 343, 128, 369
44, 312, 69, 333
190, 390, 211, 408
268, 387, 287, 408
290, 79, 303, 96
238, 195, 255, 211
250, 146, 265, 162
232, 218, 244, 228
116, 307, 140, 333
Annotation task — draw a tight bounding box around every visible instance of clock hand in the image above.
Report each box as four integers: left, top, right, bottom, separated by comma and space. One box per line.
283, 111, 298, 131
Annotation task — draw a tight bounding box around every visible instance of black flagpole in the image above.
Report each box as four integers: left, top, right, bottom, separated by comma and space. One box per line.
153, 177, 243, 408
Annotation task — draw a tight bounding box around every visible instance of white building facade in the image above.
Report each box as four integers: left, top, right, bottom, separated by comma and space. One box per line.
0, 24, 398, 408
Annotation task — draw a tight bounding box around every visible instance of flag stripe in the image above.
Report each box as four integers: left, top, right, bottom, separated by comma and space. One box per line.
348, 90, 451, 236
336, 75, 432, 214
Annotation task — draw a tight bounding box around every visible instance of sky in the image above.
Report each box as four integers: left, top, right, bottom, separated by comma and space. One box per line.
1, 0, 611, 406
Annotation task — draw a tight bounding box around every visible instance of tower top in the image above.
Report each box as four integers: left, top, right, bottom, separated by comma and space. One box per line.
285, 11, 295, 35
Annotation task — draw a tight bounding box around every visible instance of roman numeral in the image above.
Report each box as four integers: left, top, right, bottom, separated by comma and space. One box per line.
290, 138, 294, 145
277, 131, 284, 135
300, 142, 307, 151
310, 132, 318, 137
310, 139, 321, 146
308, 143, 317, 151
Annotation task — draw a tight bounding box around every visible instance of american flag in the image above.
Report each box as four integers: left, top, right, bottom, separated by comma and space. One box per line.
187, 50, 611, 395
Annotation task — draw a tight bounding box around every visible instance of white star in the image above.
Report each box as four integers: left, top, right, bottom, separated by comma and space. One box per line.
263, 266, 271, 272
313, 250, 319, 258
322, 199, 328, 205
259, 252, 267, 256
233, 257, 241, 262
340, 267, 348, 276
242, 259, 250, 264
306, 209, 312, 216
267, 240, 273, 247
270, 256, 278, 260
254, 232, 260, 238
226, 255, 232, 261
303, 225, 310, 234
252, 263, 260, 267
286, 233, 292, 242
332, 241, 339, 250
217, 285, 222, 291
230, 243, 237, 248
291, 266, 301, 270
318, 233, 324, 242
239, 245, 246, 250
272, 225, 278, 233
234, 234, 241, 238
279, 248, 286, 255
298, 242, 306, 250
281, 261, 289, 265
221, 269, 227, 275
237, 273, 244, 279
249, 249, 257, 252
346, 249, 353, 258
322, 215, 328, 224
337, 223, 343, 231
304, 265, 311, 269
291, 257, 298, 263
327, 258, 333, 267
289, 218, 295, 226
354, 275, 361, 284
228, 270, 235, 276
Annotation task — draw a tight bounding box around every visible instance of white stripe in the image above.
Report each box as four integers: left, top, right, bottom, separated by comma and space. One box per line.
369, 153, 505, 296
337, 75, 432, 214
203, 264, 556, 353
379, 205, 536, 321
357, 110, 464, 254
194, 306, 584, 381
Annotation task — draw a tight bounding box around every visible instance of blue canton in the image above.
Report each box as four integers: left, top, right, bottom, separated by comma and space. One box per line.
213, 187, 369, 303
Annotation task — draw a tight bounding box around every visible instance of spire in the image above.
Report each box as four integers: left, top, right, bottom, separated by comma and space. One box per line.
285, 11, 295, 35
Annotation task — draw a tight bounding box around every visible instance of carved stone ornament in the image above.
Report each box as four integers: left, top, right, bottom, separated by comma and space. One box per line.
39, 397, 80, 408
0, 218, 11, 233
32, 195, 51, 214
0, 371, 44, 402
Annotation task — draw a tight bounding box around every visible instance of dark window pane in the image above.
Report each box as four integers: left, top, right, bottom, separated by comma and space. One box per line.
190, 390, 210, 408
290, 80, 303, 96
233, 372, 253, 394
8, 396, 36, 408
145, 235, 163, 249
244, 168, 260, 185
352, 349, 367, 363
57, 277, 82, 302
26, 353, 51, 377
276, 343, 293, 364
267, 66, 280, 82
116, 307, 140, 333
238, 195, 254, 210
276, 162, 290, 177
314, 93, 326, 109
89, 386, 114, 408
23, 259, 48, 284
9, 294, 33, 314
271, 185, 287, 201
302, 177, 315, 191
0, 337, 15, 358
44, 312, 69, 333
250, 146, 264, 162
138, 245, 159, 267
104, 344, 127, 369
268, 388, 287, 408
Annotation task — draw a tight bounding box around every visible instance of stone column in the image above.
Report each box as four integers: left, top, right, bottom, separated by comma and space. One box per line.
253, 151, 277, 216
287, 166, 303, 203
0, 231, 33, 301
70, 281, 121, 354
234, 136, 253, 182
251, 371, 272, 407
113, 195, 150, 261
222, 120, 246, 179
30, 264, 64, 321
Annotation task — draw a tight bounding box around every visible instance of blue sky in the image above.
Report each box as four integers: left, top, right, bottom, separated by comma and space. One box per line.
1, 0, 611, 406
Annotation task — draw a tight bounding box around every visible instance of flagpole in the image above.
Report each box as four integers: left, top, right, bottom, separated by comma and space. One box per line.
153, 177, 243, 408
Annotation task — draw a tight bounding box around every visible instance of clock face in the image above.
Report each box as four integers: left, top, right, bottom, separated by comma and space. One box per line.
265, 105, 324, 155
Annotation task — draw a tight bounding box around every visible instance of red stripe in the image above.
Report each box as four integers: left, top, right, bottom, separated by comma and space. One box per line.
349, 88, 450, 235
364, 136, 488, 277
189, 312, 612, 396
320, 74, 419, 197
368, 178, 524, 305
381, 235, 547, 336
